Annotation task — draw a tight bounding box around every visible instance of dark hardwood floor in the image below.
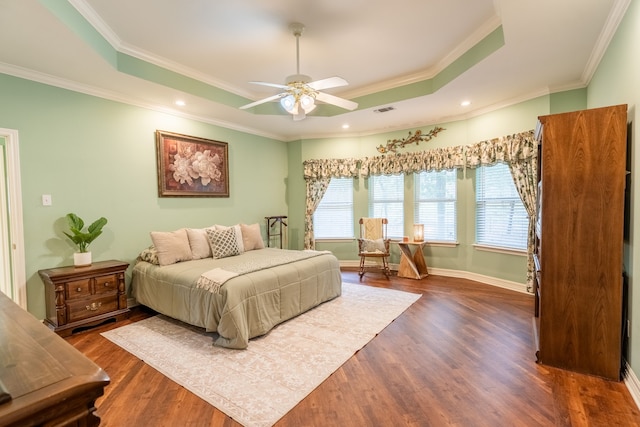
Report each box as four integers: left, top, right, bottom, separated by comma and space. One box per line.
64, 270, 640, 426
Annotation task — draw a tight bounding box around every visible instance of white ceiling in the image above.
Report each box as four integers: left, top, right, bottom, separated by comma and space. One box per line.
0, 0, 629, 141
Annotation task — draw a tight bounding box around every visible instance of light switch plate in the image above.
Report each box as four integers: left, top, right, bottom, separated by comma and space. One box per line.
42, 194, 52, 206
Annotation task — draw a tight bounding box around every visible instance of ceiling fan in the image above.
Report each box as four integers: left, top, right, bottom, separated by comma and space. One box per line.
240, 23, 358, 121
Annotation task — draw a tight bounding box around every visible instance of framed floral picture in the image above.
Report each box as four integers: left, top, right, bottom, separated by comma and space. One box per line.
155, 130, 229, 197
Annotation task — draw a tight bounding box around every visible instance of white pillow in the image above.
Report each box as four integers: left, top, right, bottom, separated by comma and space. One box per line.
206, 227, 241, 259
213, 224, 245, 254
186, 228, 213, 259
240, 223, 265, 251
150, 229, 193, 266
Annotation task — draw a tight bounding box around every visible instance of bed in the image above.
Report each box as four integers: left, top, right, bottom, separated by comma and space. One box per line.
132, 245, 342, 349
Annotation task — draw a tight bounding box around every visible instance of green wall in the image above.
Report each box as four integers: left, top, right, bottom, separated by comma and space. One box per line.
587, 0, 640, 376
0, 73, 287, 318
0, 53, 591, 322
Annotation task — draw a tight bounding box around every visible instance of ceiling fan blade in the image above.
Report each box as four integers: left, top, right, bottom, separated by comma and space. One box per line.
315, 92, 358, 111
239, 93, 284, 110
249, 81, 289, 90
306, 77, 348, 91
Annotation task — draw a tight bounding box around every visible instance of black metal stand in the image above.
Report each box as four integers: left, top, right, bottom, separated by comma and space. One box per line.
265, 216, 287, 249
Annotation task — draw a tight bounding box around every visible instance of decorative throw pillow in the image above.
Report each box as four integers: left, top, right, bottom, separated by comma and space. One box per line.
214, 224, 245, 254
139, 245, 160, 265
361, 238, 386, 253
150, 229, 193, 266
240, 223, 265, 251
186, 228, 213, 259
206, 227, 242, 259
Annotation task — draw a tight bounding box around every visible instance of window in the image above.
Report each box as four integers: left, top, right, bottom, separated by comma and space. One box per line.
475, 163, 528, 250
313, 178, 354, 239
368, 174, 404, 238
414, 169, 457, 242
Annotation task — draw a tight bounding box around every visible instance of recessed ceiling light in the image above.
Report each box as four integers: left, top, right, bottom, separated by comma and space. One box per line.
175, 100, 186, 107
342, 124, 350, 129
461, 100, 471, 107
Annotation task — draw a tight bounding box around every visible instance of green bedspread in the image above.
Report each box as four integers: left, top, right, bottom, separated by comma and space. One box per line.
132, 248, 342, 349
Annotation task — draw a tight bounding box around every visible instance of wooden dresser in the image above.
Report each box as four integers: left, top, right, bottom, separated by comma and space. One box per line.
533, 104, 627, 380
0, 291, 109, 426
39, 260, 130, 337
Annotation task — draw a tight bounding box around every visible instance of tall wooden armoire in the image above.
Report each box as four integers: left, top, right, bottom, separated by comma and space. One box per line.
533, 104, 628, 380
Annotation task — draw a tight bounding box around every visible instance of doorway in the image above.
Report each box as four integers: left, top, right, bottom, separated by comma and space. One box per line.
0, 128, 26, 308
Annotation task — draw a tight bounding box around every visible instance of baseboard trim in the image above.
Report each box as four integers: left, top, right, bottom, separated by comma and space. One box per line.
339, 261, 529, 294
624, 362, 640, 410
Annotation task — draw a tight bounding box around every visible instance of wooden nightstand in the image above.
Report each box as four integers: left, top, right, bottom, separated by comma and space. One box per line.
39, 260, 130, 337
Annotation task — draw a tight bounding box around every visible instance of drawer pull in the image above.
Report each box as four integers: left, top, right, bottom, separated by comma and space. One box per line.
104, 282, 110, 287
86, 302, 102, 311
76, 287, 82, 292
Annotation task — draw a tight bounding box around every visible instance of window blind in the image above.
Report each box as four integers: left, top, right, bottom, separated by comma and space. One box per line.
476, 163, 528, 250
414, 169, 457, 242
368, 174, 404, 238
313, 177, 354, 239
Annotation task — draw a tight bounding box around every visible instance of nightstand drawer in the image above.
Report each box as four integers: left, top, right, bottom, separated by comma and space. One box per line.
67, 295, 118, 323
94, 274, 118, 294
66, 279, 92, 300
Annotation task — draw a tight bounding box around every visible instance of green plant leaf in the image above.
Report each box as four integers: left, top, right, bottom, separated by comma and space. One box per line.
63, 213, 108, 253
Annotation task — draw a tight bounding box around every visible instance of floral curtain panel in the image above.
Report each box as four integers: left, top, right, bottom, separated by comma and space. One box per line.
509, 159, 538, 292
302, 158, 359, 249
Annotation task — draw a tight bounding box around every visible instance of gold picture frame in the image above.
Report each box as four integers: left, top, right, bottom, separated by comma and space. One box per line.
155, 130, 229, 197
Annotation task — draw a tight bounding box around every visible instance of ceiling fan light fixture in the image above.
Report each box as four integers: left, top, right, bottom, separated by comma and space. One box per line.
300, 94, 316, 111
239, 22, 358, 118
280, 93, 316, 117
280, 94, 296, 112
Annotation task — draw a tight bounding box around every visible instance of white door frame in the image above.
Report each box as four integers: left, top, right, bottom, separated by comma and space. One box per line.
0, 128, 26, 309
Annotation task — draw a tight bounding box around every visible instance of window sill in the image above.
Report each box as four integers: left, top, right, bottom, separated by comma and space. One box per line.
473, 244, 527, 256
315, 238, 355, 243
391, 240, 458, 248
426, 241, 459, 248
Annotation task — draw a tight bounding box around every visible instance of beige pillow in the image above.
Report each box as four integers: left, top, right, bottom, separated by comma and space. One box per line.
213, 224, 245, 254
150, 229, 193, 266
240, 223, 265, 251
186, 228, 213, 259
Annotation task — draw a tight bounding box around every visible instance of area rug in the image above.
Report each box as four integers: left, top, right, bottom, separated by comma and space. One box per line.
101, 282, 421, 427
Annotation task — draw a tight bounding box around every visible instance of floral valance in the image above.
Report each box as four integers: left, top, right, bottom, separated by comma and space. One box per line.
360, 146, 466, 177
302, 158, 360, 180
302, 130, 535, 179
465, 130, 536, 168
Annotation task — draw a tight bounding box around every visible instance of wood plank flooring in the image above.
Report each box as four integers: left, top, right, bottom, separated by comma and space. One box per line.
64, 271, 640, 426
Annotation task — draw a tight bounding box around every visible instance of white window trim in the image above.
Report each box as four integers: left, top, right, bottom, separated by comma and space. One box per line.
473, 244, 527, 256
314, 238, 355, 243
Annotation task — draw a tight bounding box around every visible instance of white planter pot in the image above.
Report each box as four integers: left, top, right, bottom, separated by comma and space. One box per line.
74, 251, 92, 267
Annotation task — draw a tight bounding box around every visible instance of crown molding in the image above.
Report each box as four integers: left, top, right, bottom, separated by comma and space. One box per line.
582, 0, 632, 84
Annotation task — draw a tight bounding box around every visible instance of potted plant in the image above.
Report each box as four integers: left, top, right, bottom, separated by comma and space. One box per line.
63, 213, 108, 267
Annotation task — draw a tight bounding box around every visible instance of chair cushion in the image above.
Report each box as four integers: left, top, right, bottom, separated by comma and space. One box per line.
361, 238, 386, 253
